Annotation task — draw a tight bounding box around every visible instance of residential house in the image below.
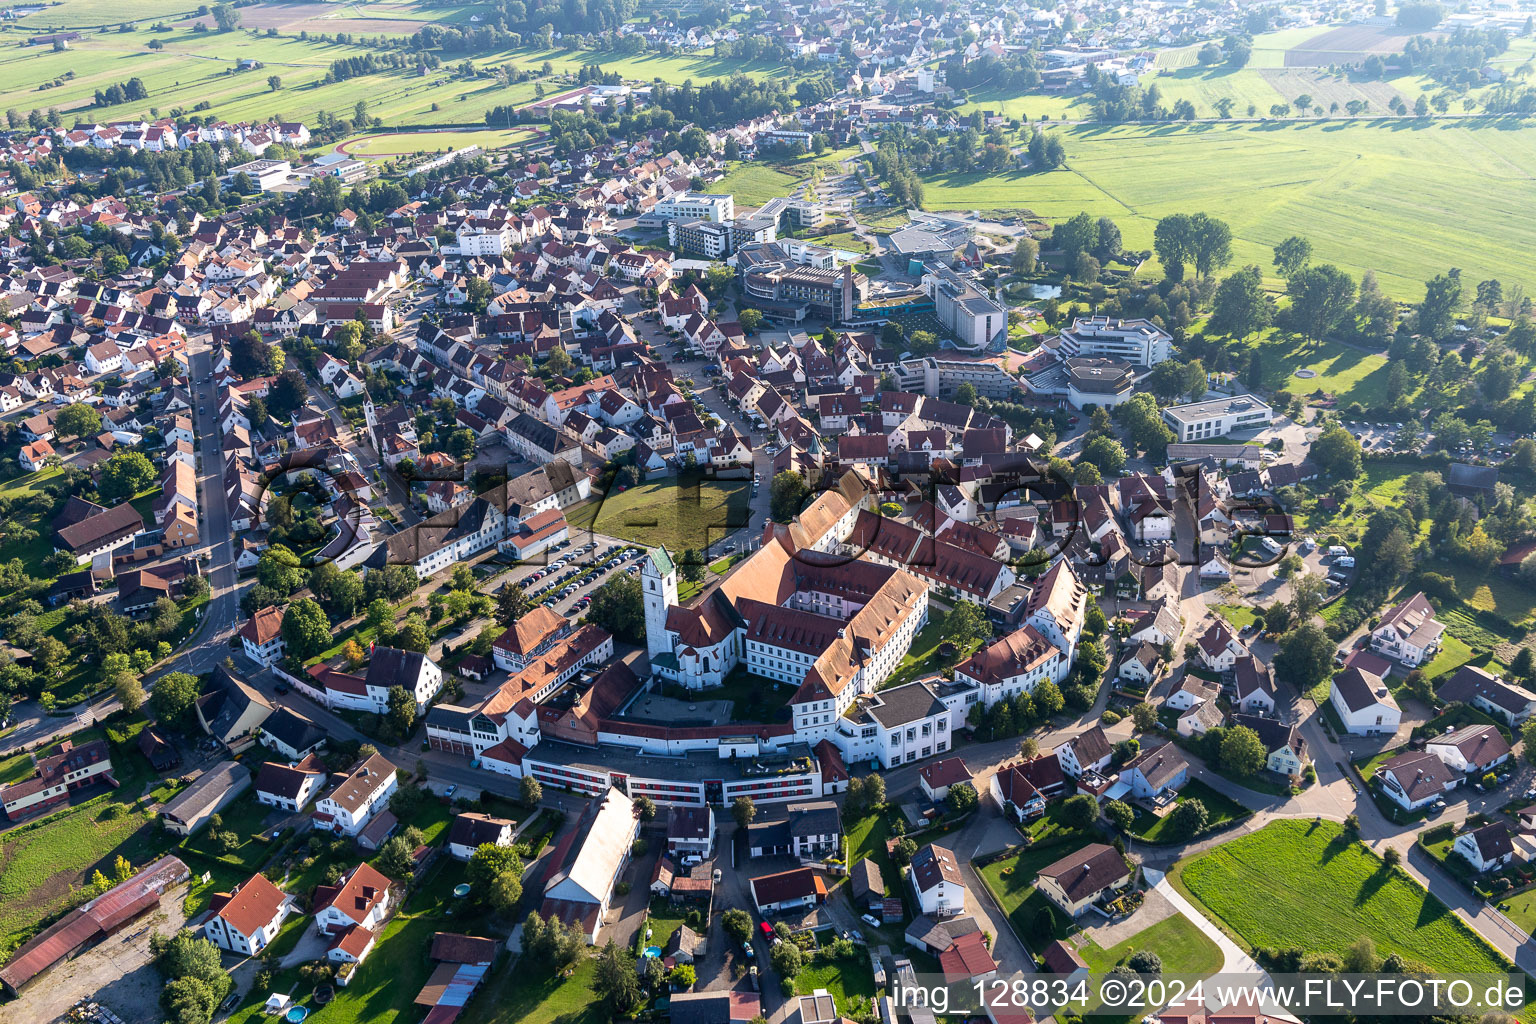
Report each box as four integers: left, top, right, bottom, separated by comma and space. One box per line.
908, 843, 966, 917
1034, 843, 1132, 917
204, 873, 291, 955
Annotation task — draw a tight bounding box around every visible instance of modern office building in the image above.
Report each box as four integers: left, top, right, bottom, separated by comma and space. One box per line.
1161, 394, 1273, 442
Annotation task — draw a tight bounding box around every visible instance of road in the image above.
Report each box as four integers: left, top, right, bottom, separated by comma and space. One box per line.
1, 338, 249, 755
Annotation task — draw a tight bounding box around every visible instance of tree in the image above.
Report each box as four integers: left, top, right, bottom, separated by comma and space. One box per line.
544, 346, 573, 374
769, 470, 811, 522
377, 826, 427, 877
732, 796, 756, 828
1082, 435, 1127, 476
770, 939, 803, 978
945, 601, 991, 652
281, 598, 330, 661
945, 781, 978, 814
1219, 725, 1268, 776
1209, 265, 1274, 338
1290, 571, 1328, 623
1275, 624, 1334, 692
738, 308, 763, 333
723, 908, 753, 946
267, 74, 282, 91
1131, 702, 1157, 731
520, 774, 543, 807
595, 940, 643, 1012
891, 837, 918, 865
955, 382, 978, 407
162, 976, 221, 1024
907, 330, 939, 356
150, 671, 201, 729
1104, 799, 1135, 831
1311, 423, 1363, 479
99, 452, 156, 503
1061, 793, 1099, 829
587, 573, 644, 645
1167, 798, 1210, 839
1128, 950, 1163, 975
497, 585, 531, 627
678, 549, 705, 585
1523, 719, 1536, 765
1012, 237, 1039, 275
468, 842, 525, 907
1418, 272, 1463, 339
55, 402, 102, 440
211, 2, 240, 30
386, 684, 417, 736
365, 599, 393, 634
634, 794, 657, 821
1286, 264, 1356, 341
114, 672, 146, 713
1033, 678, 1065, 716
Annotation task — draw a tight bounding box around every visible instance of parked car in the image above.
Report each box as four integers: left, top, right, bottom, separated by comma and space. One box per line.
860, 914, 882, 928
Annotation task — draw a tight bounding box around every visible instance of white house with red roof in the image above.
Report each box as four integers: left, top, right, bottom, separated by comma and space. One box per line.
204, 873, 291, 955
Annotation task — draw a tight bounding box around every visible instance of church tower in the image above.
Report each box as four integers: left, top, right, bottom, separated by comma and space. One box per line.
641, 546, 678, 661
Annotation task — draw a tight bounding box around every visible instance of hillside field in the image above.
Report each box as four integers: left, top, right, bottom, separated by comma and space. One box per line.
919, 119, 1536, 299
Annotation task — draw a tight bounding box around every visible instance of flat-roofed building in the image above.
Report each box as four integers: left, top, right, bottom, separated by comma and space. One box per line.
1162, 393, 1273, 442
1057, 316, 1173, 366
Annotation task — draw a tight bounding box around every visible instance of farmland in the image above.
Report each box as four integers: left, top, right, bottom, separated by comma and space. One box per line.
1176, 819, 1512, 973
919, 120, 1536, 299
341, 127, 538, 158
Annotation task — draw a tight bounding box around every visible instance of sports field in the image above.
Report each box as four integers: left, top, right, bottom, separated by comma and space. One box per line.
919, 120, 1536, 299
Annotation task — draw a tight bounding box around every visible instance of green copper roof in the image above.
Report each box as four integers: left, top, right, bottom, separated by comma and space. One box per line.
649, 545, 674, 576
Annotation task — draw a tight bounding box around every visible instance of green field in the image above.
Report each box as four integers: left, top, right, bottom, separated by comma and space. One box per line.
714, 162, 803, 206
919, 121, 1536, 299
1177, 819, 1511, 973
0, 728, 174, 961
0, 22, 799, 136
1213, 603, 1261, 630
564, 479, 751, 555
343, 127, 537, 158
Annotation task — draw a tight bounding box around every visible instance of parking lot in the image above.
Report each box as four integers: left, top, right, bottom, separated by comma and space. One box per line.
1339, 419, 1523, 463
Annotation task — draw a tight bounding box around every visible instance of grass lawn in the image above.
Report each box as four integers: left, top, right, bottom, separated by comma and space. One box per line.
1079, 911, 1224, 975
1423, 635, 1477, 682
459, 954, 603, 1024
881, 606, 987, 691
642, 896, 689, 952
1213, 604, 1261, 630
1495, 886, 1536, 936
177, 791, 283, 872
564, 479, 751, 556
1021, 802, 1095, 848
1176, 819, 1512, 973
918, 121, 1536, 300
794, 951, 878, 1010
1130, 780, 1250, 843
845, 806, 907, 895
974, 841, 1094, 946
714, 162, 804, 206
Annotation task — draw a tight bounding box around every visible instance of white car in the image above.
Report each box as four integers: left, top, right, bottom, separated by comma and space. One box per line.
860, 914, 882, 928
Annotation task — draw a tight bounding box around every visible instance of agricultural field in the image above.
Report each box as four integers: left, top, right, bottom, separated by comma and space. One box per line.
0, 14, 799, 136
340, 127, 537, 158
919, 120, 1536, 299
1176, 819, 1512, 973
